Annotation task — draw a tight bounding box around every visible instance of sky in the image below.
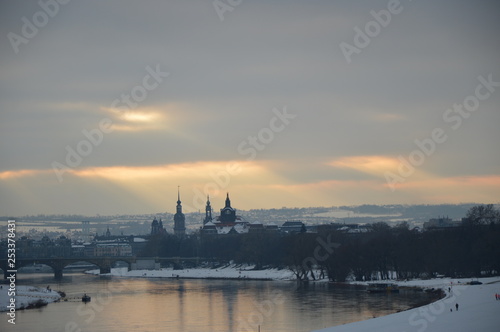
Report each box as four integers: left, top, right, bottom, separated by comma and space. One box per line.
1, 0, 499, 216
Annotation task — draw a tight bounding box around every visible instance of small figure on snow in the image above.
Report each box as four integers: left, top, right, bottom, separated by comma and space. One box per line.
455, 303, 459, 311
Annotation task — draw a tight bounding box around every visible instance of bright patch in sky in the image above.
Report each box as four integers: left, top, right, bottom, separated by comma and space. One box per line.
0, 0, 499, 215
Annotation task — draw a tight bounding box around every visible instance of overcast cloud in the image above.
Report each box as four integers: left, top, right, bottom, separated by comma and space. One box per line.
1, 0, 499, 215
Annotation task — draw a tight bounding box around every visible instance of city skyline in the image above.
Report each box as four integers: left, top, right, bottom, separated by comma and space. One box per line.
1, 0, 500, 216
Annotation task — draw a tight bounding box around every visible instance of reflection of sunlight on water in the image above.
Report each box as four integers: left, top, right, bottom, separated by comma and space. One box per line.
4, 274, 437, 332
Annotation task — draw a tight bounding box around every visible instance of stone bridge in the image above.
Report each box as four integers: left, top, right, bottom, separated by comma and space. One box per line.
0, 256, 202, 279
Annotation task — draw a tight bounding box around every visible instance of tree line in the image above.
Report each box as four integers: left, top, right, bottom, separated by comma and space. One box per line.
140, 204, 500, 281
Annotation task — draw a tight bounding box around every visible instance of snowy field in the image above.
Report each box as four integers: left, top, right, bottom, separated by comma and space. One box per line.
314, 277, 500, 332
0, 285, 61, 312
86, 265, 296, 280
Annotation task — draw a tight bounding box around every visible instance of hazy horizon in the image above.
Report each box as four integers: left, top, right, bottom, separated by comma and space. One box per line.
1, 0, 499, 216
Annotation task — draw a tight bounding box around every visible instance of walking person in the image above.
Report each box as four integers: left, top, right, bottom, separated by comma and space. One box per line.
455, 303, 459, 311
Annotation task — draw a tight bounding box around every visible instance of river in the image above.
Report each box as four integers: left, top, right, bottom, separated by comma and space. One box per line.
1, 272, 437, 332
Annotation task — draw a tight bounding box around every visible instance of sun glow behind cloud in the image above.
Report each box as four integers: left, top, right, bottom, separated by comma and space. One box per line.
100, 105, 168, 132
1, 160, 499, 215
328, 155, 401, 176
65, 160, 278, 212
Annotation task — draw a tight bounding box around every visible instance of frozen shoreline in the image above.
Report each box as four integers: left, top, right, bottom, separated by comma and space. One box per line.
313, 277, 500, 332
86, 267, 500, 331
85, 265, 297, 281
0, 285, 61, 312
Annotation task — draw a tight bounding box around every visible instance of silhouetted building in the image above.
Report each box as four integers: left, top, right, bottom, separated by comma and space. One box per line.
248, 222, 265, 233
15, 235, 72, 258
219, 193, 237, 226
280, 221, 305, 233
203, 195, 213, 225
201, 193, 248, 234
202, 221, 217, 234
174, 188, 186, 237
423, 216, 461, 230
265, 222, 279, 233
151, 217, 166, 235
94, 243, 132, 256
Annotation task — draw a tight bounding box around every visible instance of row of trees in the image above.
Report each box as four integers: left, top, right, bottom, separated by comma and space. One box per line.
141, 205, 500, 281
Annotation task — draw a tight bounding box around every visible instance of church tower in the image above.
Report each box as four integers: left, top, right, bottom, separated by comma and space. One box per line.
174, 187, 186, 237
219, 192, 237, 225
203, 195, 213, 225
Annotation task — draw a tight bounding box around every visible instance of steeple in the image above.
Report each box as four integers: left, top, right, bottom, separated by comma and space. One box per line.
219, 192, 236, 224
174, 186, 186, 237
176, 186, 182, 214
204, 195, 212, 225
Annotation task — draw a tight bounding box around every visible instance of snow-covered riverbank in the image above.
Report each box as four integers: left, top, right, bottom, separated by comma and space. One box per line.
314, 277, 500, 332
86, 266, 500, 331
0, 285, 61, 312
86, 265, 296, 280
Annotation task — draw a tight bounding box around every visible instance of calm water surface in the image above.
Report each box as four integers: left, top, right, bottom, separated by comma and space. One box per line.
1, 272, 436, 332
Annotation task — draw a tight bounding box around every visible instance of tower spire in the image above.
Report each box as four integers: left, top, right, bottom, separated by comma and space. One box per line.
204, 194, 212, 225
174, 186, 186, 237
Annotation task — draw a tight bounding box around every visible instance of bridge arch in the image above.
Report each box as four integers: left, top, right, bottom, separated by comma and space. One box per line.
1, 257, 136, 279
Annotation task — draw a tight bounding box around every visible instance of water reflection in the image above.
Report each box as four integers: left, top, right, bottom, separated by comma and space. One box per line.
0, 273, 437, 332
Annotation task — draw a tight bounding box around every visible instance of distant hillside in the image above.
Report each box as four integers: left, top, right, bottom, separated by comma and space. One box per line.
1, 203, 494, 233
